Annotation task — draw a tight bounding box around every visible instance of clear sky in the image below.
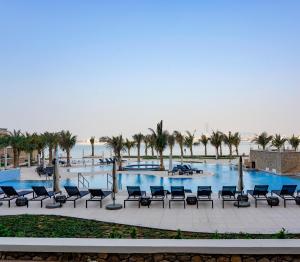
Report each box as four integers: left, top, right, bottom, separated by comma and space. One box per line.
1, 1, 299, 139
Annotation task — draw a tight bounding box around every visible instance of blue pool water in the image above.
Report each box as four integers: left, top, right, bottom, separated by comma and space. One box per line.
1, 162, 300, 192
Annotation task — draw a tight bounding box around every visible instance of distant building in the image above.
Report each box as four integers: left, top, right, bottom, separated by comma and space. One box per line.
249, 149, 300, 174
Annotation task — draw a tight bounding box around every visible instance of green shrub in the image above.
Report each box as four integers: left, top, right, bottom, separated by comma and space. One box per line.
174, 229, 182, 239
275, 228, 287, 239
130, 227, 137, 239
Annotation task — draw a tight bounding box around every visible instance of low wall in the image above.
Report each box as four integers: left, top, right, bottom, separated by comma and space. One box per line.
0, 168, 20, 182
0, 252, 299, 262
1, 238, 300, 261
249, 150, 300, 174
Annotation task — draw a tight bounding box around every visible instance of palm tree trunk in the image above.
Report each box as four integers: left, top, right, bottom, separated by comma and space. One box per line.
117, 152, 122, 170
159, 151, 164, 171
137, 146, 140, 162
128, 148, 131, 157
66, 150, 71, 167
91, 145, 94, 156
169, 147, 173, 171
49, 147, 53, 165
13, 148, 18, 168
204, 145, 207, 156
27, 153, 31, 167
220, 144, 223, 156
190, 146, 193, 158
236, 146, 239, 156
180, 146, 183, 164
151, 147, 154, 156
229, 146, 232, 157
145, 146, 147, 157
215, 147, 219, 160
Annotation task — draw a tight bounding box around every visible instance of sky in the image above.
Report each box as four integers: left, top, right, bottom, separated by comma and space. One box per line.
0, 1, 299, 140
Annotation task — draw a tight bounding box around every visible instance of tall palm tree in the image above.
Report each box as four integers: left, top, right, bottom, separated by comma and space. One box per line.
143, 135, 151, 156
124, 139, 135, 157
33, 133, 46, 166
149, 120, 168, 171
90, 136, 95, 157
148, 134, 156, 156
289, 135, 300, 151
8, 130, 24, 168
252, 132, 273, 150
167, 133, 175, 171
23, 132, 37, 167
174, 131, 184, 164
210, 131, 223, 160
133, 133, 144, 162
272, 134, 287, 151
232, 132, 241, 156
0, 134, 10, 168
200, 134, 209, 156
223, 132, 235, 157
43, 132, 58, 164
100, 135, 125, 170
59, 130, 77, 167
184, 131, 196, 157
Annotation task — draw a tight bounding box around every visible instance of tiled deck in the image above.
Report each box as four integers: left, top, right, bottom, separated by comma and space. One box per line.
1, 191, 300, 234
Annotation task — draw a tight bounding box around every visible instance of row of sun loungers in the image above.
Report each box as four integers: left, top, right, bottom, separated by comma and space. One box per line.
168, 164, 203, 176
0, 185, 299, 209
99, 158, 115, 165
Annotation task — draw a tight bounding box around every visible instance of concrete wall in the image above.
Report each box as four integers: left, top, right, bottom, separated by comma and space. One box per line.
250, 150, 300, 174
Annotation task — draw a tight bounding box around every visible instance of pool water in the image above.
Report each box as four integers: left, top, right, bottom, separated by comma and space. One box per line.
1, 162, 300, 192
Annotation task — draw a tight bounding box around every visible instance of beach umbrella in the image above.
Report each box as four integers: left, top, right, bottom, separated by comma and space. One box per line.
237, 156, 244, 192
46, 149, 60, 208
106, 158, 122, 210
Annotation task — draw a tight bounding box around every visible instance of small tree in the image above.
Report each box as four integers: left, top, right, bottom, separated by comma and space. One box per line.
272, 134, 287, 151
90, 136, 95, 156
252, 132, 273, 150
133, 133, 144, 162
200, 134, 209, 156
59, 131, 77, 167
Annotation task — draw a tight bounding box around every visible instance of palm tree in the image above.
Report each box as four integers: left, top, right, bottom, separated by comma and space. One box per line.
252, 132, 273, 150
133, 133, 144, 162
0, 134, 10, 168
59, 130, 77, 167
148, 134, 156, 156
43, 132, 58, 164
223, 132, 235, 157
167, 133, 175, 170
100, 135, 125, 170
184, 131, 196, 157
210, 131, 223, 160
143, 135, 151, 156
149, 120, 168, 171
200, 134, 209, 156
289, 135, 300, 151
23, 132, 37, 167
33, 133, 46, 166
232, 132, 241, 156
8, 130, 24, 168
174, 131, 184, 164
90, 136, 95, 157
272, 134, 287, 151
124, 139, 135, 157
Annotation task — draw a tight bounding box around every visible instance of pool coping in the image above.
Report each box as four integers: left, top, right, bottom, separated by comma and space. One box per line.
0, 238, 300, 254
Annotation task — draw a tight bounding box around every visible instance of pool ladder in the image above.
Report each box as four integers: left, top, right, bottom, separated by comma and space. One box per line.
78, 172, 90, 188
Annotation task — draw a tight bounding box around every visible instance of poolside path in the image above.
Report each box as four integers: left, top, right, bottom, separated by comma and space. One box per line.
1, 191, 300, 234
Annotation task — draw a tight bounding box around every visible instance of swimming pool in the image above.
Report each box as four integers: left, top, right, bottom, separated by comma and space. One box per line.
1, 162, 300, 192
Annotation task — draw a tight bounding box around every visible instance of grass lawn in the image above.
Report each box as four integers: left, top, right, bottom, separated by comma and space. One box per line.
0, 215, 298, 239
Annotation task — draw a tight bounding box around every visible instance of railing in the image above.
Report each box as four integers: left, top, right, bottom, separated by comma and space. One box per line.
77, 172, 90, 188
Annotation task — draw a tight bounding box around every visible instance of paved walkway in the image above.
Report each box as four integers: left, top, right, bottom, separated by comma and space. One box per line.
1, 191, 300, 234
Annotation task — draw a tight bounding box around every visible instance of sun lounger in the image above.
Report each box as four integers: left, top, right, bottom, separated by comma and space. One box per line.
30, 186, 60, 208
86, 188, 112, 208
247, 185, 269, 207
167, 167, 179, 176
150, 186, 165, 208
169, 186, 186, 208
64, 186, 89, 208
0, 186, 33, 207
183, 164, 204, 174
176, 165, 193, 175
219, 186, 238, 208
271, 185, 297, 208
197, 186, 213, 208
124, 186, 146, 208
